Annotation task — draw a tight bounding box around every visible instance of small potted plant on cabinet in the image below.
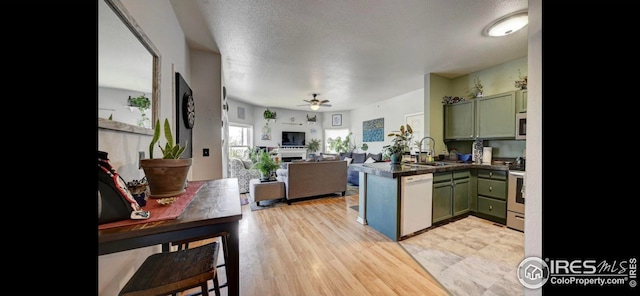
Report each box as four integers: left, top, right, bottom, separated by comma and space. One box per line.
382, 124, 413, 164
263, 108, 277, 121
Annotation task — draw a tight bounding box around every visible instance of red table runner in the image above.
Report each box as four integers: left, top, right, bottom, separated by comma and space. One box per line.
98, 181, 206, 230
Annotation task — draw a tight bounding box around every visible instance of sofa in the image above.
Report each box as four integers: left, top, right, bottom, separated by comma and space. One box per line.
276, 160, 347, 204
229, 157, 261, 193
341, 152, 383, 186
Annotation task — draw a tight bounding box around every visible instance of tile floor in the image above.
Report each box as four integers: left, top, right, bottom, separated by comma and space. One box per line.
399, 215, 525, 296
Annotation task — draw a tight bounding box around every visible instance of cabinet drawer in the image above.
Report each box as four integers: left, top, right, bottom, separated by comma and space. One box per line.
477, 179, 507, 199
477, 169, 507, 180
433, 172, 452, 183
453, 170, 470, 180
477, 196, 506, 219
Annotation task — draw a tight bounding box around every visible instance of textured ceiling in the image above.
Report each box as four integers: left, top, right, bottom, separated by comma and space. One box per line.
171, 0, 529, 112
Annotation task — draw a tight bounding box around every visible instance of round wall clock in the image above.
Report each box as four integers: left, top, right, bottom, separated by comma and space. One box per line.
183, 93, 195, 128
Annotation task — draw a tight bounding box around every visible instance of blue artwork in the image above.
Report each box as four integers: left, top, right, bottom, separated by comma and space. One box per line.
363, 118, 384, 142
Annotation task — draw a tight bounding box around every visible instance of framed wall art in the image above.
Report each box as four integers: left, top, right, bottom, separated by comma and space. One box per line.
332, 114, 342, 126
363, 117, 384, 142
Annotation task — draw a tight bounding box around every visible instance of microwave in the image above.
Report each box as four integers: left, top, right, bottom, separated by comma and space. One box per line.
516, 113, 526, 140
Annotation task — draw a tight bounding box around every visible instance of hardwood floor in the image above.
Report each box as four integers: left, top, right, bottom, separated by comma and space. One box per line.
186, 193, 449, 296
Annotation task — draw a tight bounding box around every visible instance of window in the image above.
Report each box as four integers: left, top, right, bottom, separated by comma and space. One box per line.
228, 124, 253, 159
324, 128, 350, 154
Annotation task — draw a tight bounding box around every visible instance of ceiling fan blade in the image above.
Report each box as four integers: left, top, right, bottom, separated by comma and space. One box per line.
319, 100, 330, 104
302, 100, 312, 103
296, 104, 309, 106
320, 104, 332, 107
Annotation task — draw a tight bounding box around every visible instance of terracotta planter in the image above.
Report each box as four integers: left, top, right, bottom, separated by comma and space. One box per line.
140, 158, 192, 198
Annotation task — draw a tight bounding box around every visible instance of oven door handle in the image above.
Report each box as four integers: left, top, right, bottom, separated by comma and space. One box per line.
509, 171, 525, 177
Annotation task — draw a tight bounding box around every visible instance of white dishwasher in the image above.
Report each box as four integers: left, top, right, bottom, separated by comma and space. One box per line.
401, 173, 433, 236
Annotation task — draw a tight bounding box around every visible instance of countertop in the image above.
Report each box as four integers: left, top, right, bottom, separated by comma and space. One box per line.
350, 160, 518, 178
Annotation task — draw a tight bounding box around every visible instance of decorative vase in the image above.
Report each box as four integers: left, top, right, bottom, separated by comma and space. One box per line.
140, 158, 192, 198
390, 153, 402, 164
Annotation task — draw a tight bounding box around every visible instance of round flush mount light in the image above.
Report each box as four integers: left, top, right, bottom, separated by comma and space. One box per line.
485, 10, 528, 37
309, 104, 320, 111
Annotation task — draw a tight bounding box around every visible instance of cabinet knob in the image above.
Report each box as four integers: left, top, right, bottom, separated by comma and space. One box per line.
489, 205, 493, 210
489, 186, 493, 191
489, 172, 493, 177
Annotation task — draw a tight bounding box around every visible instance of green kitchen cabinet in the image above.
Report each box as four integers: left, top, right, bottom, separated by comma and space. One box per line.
444, 100, 474, 140
432, 170, 470, 223
444, 91, 517, 140
475, 91, 516, 139
476, 169, 507, 223
516, 90, 527, 113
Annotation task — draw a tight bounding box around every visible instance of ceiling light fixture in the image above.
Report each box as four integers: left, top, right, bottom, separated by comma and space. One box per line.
309, 104, 320, 111
486, 10, 528, 37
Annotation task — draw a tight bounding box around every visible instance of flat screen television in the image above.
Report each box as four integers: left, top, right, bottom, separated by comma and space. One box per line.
281, 131, 305, 147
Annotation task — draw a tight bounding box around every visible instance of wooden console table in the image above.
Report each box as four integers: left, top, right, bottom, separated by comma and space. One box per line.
98, 178, 243, 296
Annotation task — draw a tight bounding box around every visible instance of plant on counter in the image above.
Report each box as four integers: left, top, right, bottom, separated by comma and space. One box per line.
251, 150, 279, 181
382, 124, 414, 159
149, 118, 188, 159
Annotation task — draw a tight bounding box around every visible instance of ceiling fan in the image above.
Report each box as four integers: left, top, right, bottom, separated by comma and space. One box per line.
298, 93, 331, 110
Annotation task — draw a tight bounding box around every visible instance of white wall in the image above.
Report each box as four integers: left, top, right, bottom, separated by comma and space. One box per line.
349, 89, 425, 155
251, 107, 327, 151
524, 1, 542, 295
97, 0, 204, 295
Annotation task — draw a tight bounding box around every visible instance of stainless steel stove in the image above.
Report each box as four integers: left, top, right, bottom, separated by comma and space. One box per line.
507, 170, 525, 232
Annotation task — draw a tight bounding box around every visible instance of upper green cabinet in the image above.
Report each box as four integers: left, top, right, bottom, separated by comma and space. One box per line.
475, 91, 516, 139
444, 91, 517, 140
516, 90, 527, 113
444, 100, 474, 140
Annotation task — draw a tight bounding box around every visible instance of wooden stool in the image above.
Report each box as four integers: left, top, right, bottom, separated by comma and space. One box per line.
119, 242, 221, 296
171, 232, 229, 294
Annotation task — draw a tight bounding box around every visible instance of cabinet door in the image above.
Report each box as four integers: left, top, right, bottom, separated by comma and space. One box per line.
432, 181, 452, 223
444, 100, 474, 140
476, 92, 516, 138
453, 178, 470, 216
516, 90, 527, 113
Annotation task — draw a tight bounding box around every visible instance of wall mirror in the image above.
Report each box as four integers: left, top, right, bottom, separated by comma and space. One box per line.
98, 0, 160, 135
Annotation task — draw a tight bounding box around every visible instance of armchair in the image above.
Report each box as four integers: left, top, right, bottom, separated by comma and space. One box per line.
229, 158, 261, 193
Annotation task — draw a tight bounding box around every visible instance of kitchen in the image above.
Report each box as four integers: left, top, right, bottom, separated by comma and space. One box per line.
351, 88, 527, 240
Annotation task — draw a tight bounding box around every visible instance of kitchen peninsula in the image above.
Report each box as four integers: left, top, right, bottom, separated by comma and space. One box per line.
351, 161, 512, 241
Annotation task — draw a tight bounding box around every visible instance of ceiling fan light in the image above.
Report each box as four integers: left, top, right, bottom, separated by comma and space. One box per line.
486, 10, 528, 37
310, 104, 320, 111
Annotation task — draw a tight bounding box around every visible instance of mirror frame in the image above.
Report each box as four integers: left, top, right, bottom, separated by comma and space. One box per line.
98, 0, 160, 135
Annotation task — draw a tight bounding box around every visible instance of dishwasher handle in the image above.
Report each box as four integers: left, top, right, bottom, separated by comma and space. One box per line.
403, 174, 433, 183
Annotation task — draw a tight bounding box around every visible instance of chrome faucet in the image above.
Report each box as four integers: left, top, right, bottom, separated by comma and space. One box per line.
417, 136, 436, 163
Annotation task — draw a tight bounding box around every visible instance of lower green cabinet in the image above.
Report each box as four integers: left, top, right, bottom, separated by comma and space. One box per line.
475, 169, 507, 223
432, 170, 470, 224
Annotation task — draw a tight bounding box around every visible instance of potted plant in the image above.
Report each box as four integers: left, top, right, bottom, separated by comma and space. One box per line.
382, 124, 414, 164
263, 108, 277, 120
328, 132, 356, 154
128, 94, 151, 127
307, 138, 321, 159
251, 150, 279, 181
140, 118, 192, 198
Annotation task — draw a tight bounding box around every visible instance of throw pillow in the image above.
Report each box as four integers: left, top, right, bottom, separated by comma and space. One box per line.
344, 157, 353, 165
364, 157, 376, 164
352, 153, 366, 163
339, 152, 353, 161
367, 153, 383, 162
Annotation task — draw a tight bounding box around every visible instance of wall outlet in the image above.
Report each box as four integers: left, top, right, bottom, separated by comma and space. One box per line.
138, 151, 145, 169
203, 148, 210, 157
